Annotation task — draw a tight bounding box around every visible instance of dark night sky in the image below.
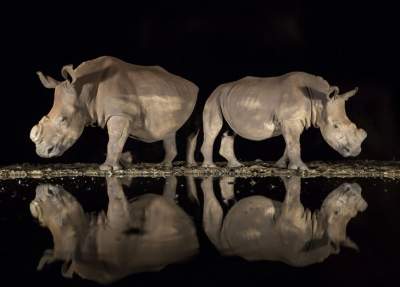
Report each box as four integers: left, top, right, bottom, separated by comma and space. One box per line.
1, 1, 399, 165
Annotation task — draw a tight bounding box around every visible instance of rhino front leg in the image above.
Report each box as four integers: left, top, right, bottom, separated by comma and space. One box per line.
219, 132, 242, 168
278, 176, 311, 228
161, 134, 177, 167
100, 116, 130, 171
281, 121, 309, 171
106, 177, 130, 227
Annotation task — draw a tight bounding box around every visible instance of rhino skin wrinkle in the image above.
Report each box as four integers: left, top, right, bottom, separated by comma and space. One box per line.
30, 56, 198, 171
200, 72, 367, 170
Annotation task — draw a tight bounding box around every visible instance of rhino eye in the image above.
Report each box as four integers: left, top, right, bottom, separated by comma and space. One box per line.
56, 117, 67, 125
334, 124, 339, 129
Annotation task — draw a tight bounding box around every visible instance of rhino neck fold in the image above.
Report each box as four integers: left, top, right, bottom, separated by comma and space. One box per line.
83, 95, 98, 127
78, 83, 98, 127
308, 89, 324, 129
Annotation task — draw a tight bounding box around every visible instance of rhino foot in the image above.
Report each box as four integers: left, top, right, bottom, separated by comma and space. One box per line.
288, 161, 309, 171
202, 162, 217, 168
100, 162, 123, 171
186, 162, 198, 168
120, 151, 133, 167
274, 159, 288, 169
227, 161, 243, 168
160, 160, 173, 168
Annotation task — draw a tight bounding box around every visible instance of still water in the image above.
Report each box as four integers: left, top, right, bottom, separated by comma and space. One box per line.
0, 176, 399, 286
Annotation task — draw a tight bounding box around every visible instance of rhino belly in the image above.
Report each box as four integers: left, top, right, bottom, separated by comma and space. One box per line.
221, 196, 278, 259
126, 94, 196, 142
220, 93, 280, 141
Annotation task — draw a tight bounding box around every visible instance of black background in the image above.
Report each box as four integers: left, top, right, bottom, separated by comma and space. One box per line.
1, 1, 399, 165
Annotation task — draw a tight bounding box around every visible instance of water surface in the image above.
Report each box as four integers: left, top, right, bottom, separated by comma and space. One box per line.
0, 176, 399, 286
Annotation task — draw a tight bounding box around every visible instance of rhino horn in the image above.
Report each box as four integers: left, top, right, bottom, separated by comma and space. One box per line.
37, 249, 55, 270
61, 260, 74, 278
37, 71, 60, 89
61, 64, 76, 84
341, 87, 359, 101
342, 236, 359, 251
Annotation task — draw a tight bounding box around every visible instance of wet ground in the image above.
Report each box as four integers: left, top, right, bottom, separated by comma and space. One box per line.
1, 160, 400, 178
0, 161, 399, 286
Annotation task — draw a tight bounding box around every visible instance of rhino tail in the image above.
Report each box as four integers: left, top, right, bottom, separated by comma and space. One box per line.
300, 72, 331, 94
186, 129, 199, 167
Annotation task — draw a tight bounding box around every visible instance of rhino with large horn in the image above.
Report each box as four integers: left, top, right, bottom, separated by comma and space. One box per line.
200, 72, 367, 170
30, 56, 198, 170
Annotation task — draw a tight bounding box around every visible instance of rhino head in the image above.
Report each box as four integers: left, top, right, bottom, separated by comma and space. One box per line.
30, 66, 87, 158
30, 184, 88, 274
319, 182, 367, 251
318, 87, 367, 157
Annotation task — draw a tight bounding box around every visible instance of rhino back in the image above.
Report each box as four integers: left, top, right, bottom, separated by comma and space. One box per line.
220, 74, 311, 140
76, 56, 198, 141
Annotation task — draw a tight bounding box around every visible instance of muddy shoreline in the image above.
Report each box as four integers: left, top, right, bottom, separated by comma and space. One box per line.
1, 160, 399, 179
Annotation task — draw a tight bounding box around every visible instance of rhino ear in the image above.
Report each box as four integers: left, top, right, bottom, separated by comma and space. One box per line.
37, 71, 60, 89
327, 86, 340, 101
341, 87, 359, 101
61, 65, 76, 84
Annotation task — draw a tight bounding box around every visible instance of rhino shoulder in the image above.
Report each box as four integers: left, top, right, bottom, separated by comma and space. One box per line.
76, 55, 121, 69
148, 65, 168, 73
284, 71, 330, 93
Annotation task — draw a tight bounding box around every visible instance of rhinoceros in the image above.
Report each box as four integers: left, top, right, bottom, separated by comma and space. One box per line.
201, 176, 367, 267
200, 72, 367, 170
29, 177, 199, 284
30, 56, 198, 170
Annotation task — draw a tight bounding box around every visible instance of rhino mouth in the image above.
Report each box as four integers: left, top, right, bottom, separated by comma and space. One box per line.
30, 201, 45, 226
339, 145, 361, 158
36, 144, 65, 158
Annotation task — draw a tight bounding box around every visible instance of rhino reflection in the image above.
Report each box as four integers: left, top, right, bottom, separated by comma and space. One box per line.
202, 177, 367, 267
30, 177, 199, 284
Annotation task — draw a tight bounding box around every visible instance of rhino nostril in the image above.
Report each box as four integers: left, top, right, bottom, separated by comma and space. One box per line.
47, 146, 55, 154
30, 126, 40, 142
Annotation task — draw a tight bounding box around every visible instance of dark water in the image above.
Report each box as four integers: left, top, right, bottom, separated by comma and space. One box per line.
0, 176, 399, 287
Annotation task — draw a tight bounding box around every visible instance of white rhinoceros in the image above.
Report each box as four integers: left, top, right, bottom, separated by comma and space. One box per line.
201, 176, 367, 267
200, 72, 367, 170
29, 177, 199, 284
30, 56, 198, 170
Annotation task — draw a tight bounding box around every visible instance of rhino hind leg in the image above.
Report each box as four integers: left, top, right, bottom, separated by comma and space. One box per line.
201, 177, 224, 248
275, 148, 288, 168
186, 130, 199, 167
281, 121, 309, 171
100, 116, 130, 171
161, 134, 177, 167
219, 132, 242, 168
201, 93, 223, 167
220, 176, 236, 205
163, 176, 178, 201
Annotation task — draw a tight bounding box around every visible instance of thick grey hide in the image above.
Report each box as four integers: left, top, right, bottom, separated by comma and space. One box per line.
30, 56, 198, 170
201, 176, 367, 267
29, 177, 198, 284
200, 72, 367, 170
